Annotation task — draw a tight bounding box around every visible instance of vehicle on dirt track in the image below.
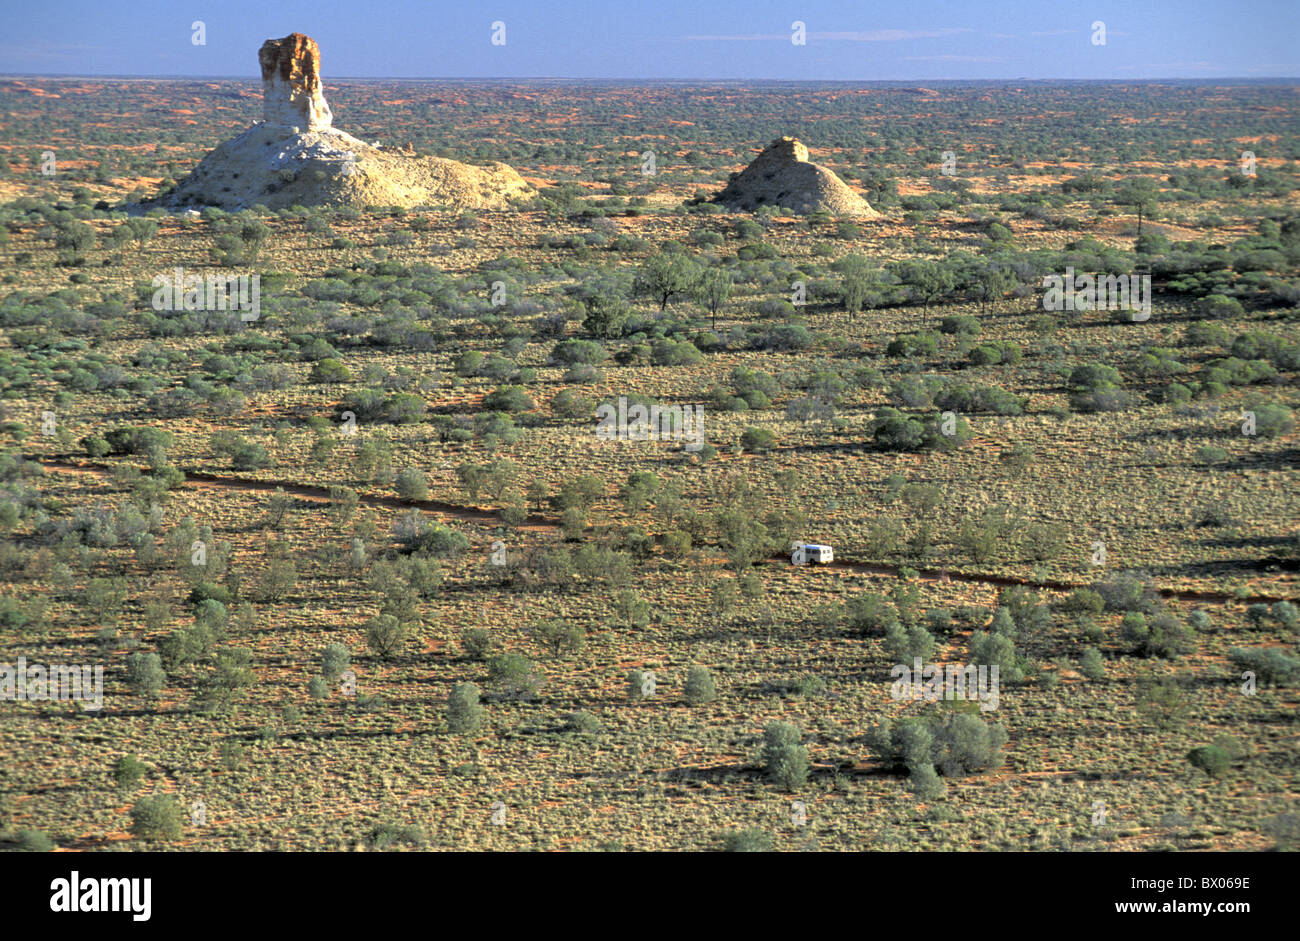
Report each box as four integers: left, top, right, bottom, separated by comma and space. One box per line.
792, 543, 833, 564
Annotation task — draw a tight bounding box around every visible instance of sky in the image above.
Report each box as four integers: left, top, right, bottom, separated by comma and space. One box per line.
0, 0, 1295, 80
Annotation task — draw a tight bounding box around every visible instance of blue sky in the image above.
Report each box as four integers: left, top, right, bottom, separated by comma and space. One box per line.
0, 0, 1295, 80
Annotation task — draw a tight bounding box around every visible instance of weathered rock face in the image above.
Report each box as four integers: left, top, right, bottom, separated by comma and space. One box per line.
259, 33, 332, 131
752, 136, 809, 166
153, 32, 533, 212
713, 136, 878, 218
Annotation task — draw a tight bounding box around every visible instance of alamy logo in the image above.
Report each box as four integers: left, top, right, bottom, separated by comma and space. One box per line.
595, 396, 704, 451
0, 657, 103, 711
890, 658, 999, 712
1042, 267, 1150, 321
152, 267, 260, 321
50, 871, 151, 921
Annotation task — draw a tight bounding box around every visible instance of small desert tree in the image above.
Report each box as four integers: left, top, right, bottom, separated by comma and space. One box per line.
763, 721, 809, 790
1117, 176, 1160, 237
636, 251, 702, 310
124, 217, 159, 248
835, 254, 880, 317
365, 614, 409, 660
695, 269, 734, 330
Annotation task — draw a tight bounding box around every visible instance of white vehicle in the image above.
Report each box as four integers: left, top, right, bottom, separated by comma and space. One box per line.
792, 543, 834, 565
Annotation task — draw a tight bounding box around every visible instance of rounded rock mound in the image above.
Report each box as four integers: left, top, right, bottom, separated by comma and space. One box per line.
713, 137, 878, 218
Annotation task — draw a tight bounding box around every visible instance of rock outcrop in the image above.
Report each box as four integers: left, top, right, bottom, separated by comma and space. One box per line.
259, 33, 332, 131
713, 137, 878, 217
153, 33, 532, 212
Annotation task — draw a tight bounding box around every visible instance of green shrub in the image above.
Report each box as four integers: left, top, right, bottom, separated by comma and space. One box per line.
417, 523, 469, 558
1245, 604, 1271, 626
929, 713, 1008, 776
1186, 745, 1230, 777
369, 822, 425, 849
1185, 322, 1231, 347
740, 427, 777, 452
1124, 612, 1194, 659
969, 631, 1024, 682
1272, 601, 1299, 630
846, 593, 897, 633
1120, 612, 1147, 641
1229, 647, 1300, 686
112, 755, 147, 789
1261, 813, 1300, 851
991, 608, 1017, 637
82, 435, 111, 458
533, 619, 585, 658
447, 682, 484, 733
364, 614, 409, 660
188, 581, 232, 606
909, 762, 946, 800
1197, 294, 1243, 319
250, 556, 297, 604
662, 529, 692, 558
763, 721, 809, 790
487, 653, 541, 700
887, 331, 938, 357
460, 628, 495, 660
883, 622, 935, 662
12, 829, 54, 851
1057, 588, 1105, 615
1066, 363, 1132, 412
129, 795, 184, 842
684, 665, 717, 704
939, 314, 981, 335
105, 425, 174, 456
483, 385, 534, 412
230, 441, 271, 470
321, 643, 350, 682
1243, 400, 1295, 438
564, 710, 602, 733
1136, 674, 1189, 730
124, 652, 166, 697
550, 339, 608, 366
203, 647, 256, 701
722, 828, 772, 852
870, 713, 1006, 779
787, 674, 827, 698
1093, 571, 1158, 612
870, 409, 925, 450
309, 358, 352, 383
1079, 647, 1106, 681
394, 468, 428, 501
158, 624, 210, 669
1212, 733, 1246, 761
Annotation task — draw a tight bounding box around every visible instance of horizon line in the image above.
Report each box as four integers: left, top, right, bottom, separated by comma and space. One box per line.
2, 73, 1298, 83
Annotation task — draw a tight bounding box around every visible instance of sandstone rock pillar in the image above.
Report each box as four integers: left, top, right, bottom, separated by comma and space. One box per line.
259, 33, 333, 131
